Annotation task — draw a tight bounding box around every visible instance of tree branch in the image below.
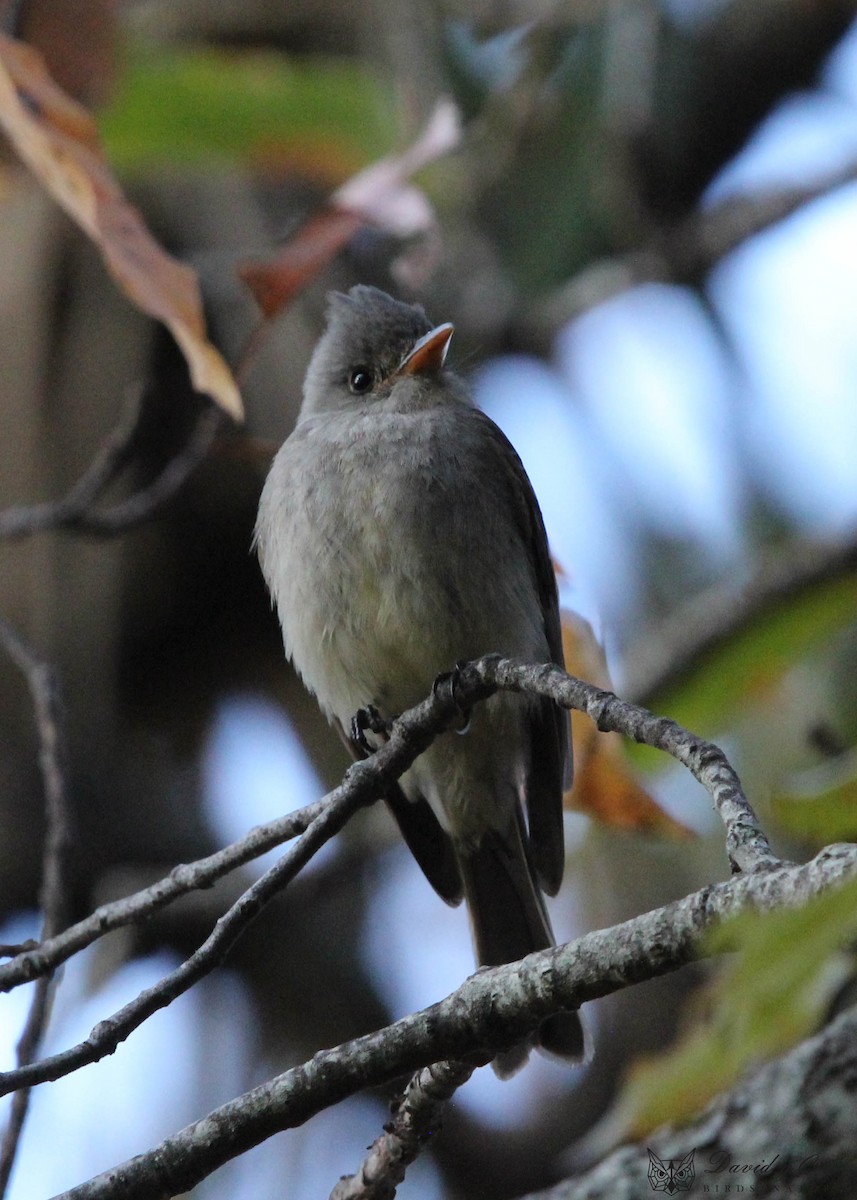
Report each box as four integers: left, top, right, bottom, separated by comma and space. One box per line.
0, 775, 368, 1096
0, 621, 72, 1195
0, 797, 330, 993
0, 388, 144, 539
55, 844, 857, 1200
329, 1059, 477, 1200
0, 657, 480, 1092
520, 999, 857, 1199
0, 655, 774, 1099
535, 156, 857, 334
0, 393, 224, 541
456, 658, 778, 873
71, 403, 224, 535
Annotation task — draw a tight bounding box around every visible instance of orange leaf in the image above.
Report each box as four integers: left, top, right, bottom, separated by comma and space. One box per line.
239, 208, 364, 319
562, 611, 694, 841
239, 99, 461, 320
570, 727, 695, 840
0, 35, 243, 421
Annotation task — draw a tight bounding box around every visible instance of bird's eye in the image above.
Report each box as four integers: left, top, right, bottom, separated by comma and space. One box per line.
348, 368, 374, 394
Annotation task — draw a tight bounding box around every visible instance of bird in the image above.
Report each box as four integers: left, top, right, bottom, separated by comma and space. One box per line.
255, 284, 585, 1070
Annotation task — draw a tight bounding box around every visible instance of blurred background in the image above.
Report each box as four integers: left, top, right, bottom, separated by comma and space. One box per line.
2, 0, 857, 1196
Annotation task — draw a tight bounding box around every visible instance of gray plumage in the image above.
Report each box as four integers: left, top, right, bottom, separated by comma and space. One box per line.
255, 286, 585, 1069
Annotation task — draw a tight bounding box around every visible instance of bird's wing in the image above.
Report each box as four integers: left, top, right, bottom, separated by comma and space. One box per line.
468, 409, 572, 897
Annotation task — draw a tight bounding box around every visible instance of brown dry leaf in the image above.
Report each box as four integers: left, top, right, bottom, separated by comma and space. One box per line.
239, 98, 461, 319
562, 611, 694, 840
0, 34, 243, 421
239, 208, 364, 320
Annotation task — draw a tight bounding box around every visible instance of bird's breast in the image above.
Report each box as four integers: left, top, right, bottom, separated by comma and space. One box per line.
256, 408, 541, 725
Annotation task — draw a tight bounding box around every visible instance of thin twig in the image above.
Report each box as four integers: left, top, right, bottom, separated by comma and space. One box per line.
0, 388, 145, 539
0, 776, 368, 1096
0, 655, 775, 1099
70, 404, 224, 535
0, 621, 72, 1196
55, 844, 857, 1200
0, 394, 224, 541
329, 1060, 476, 1200
458, 657, 779, 874
0, 797, 330, 993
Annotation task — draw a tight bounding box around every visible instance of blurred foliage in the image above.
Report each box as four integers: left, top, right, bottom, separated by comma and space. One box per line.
461, 20, 620, 292
99, 42, 394, 176
561, 611, 695, 838
772, 749, 857, 843
443, 20, 531, 118
629, 585, 857, 773
618, 874, 857, 1136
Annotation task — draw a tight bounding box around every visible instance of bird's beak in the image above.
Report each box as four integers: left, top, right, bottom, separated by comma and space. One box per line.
397, 323, 454, 377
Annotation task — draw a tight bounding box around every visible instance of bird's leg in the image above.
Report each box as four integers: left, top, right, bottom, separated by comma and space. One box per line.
351, 703, 391, 755
432, 661, 471, 735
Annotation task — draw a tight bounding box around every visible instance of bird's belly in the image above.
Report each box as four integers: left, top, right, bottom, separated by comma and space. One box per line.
285, 503, 469, 723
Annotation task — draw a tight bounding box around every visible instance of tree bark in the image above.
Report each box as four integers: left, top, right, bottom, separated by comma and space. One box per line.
523, 1002, 857, 1200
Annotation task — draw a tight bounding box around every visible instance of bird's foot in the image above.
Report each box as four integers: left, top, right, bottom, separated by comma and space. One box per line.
351, 704, 391, 754
432, 661, 471, 735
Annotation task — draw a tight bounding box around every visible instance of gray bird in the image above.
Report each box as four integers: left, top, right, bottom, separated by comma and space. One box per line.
255, 285, 585, 1069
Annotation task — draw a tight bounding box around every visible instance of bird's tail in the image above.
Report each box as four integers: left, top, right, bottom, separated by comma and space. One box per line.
457, 813, 587, 1076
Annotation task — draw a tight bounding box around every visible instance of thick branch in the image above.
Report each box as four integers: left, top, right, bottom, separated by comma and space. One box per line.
56, 844, 857, 1200
521, 1000, 857, 1199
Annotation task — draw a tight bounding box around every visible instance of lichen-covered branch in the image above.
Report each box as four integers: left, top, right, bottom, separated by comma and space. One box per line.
521, 998, 857, 1200
55, 844, 857, 1200
1, 655, 775, 1101
455, 657, 779, 873
329, 1060, 477, 1200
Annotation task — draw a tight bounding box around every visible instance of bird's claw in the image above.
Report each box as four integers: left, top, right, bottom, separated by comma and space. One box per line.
351, 704, 390, 754
432, 661, 471, 735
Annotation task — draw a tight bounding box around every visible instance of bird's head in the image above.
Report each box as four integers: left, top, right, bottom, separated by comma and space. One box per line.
300, 286, 455, 418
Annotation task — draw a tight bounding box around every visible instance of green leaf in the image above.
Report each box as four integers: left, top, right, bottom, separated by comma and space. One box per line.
617, 875, 857, 1135
99, 43, 393, 173
467, 20, 617, 292
631, 575, 857, 768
